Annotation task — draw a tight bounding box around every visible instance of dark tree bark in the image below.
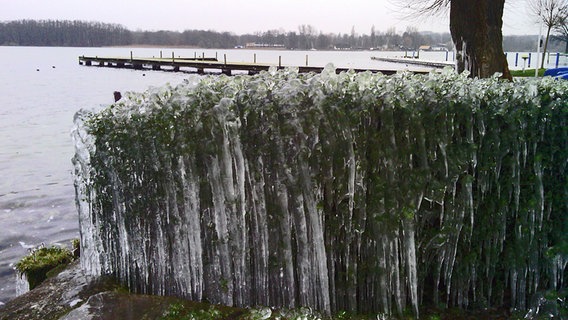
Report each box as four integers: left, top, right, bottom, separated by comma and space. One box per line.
542, 24, 553, 68
450, 0, 512, 79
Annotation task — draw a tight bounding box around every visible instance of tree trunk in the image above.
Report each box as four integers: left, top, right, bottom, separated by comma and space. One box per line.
541, 25, 552, 69
450, 0, 512, 80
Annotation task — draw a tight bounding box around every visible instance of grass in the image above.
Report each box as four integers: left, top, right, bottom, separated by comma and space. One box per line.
158, 303, 442, 320
158, 301, 546, 320
510, 68, 546, 77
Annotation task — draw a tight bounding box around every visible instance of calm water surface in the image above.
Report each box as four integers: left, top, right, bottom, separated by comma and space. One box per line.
0, 46, 562, 305
0, 46, 192, 304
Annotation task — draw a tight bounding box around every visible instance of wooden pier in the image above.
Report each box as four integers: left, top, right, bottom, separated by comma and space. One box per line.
371, 56, 454, 69
78, 54, 429, 76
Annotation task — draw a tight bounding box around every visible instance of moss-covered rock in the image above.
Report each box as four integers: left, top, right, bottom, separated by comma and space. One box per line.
15, 246, 74, 290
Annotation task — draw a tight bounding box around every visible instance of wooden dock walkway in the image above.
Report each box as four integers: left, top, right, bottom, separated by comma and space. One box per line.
371, 56, 454, 69
78, 54, 430, 76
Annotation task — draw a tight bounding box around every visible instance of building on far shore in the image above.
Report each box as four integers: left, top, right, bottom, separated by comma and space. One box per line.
419, 44, 449, 51
245, 43, 286, 49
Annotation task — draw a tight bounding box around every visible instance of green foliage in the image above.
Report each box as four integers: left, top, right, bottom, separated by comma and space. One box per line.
74, 67, 568, 317
160, 303, 224, 320
71, 238, 80, 250
15, 246, 74, 290
160, 303, 185, 319
160, 304, 397, 320
510, 68, 546, 77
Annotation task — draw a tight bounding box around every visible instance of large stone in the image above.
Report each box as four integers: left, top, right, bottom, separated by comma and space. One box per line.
0, 261, 116, 320
0, 261, 249, 320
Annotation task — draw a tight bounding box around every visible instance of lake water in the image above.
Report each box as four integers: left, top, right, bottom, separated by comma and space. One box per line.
0, 46, 192, 305
0, 46, 564, 306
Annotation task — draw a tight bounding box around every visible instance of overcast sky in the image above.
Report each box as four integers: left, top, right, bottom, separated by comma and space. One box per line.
1, 0, 541, 36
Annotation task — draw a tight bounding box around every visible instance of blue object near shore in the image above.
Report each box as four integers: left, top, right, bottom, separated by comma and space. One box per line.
544, 67, 568, 79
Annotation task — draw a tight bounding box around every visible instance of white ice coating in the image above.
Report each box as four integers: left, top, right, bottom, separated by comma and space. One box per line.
15, 273, 29, 296
73, 70, 567, 317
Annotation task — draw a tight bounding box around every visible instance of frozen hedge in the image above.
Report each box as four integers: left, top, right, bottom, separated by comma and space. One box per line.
73, 67, 567, 317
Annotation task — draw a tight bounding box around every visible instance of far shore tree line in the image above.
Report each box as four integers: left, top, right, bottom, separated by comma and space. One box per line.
0, 19, 566, 53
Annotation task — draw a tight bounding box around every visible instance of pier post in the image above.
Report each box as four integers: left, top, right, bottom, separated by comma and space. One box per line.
254, 53, 256, 64
556, 52, 560, 68
172, 52, 175, 63
515, 53, 519, 67
224, 54, 227, 65
528, 53, 532, 68
279, 56, 282, 68
306, 54, 308, 66
160, 51, 163, 58
194, 52, 197, 59
445, 51, 448, 61
130, 51, 133, 62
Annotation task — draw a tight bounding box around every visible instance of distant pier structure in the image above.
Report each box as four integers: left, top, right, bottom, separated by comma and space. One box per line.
78, 51, 430, 76
371, 56, 455, 69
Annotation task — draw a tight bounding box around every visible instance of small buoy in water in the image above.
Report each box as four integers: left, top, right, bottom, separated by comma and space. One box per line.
52, 66, 55, 68
36, 68, 40, 71
142, 73, 146, 76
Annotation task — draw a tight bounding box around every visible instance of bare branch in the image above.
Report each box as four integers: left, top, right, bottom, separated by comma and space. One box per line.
390, 0, 451, 19
530, 0, 568, 28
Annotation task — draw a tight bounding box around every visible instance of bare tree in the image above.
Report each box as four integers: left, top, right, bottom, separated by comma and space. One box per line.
551, 2, 568, 53
530, 0, 568, 68
298, 24, 318, 50
397, 0, 512, 79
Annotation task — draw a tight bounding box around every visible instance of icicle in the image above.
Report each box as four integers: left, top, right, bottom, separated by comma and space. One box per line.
178, 156, 203, 300
206, 156, 234, 306
403, 215, 419, 318
533, 157, 544, 232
